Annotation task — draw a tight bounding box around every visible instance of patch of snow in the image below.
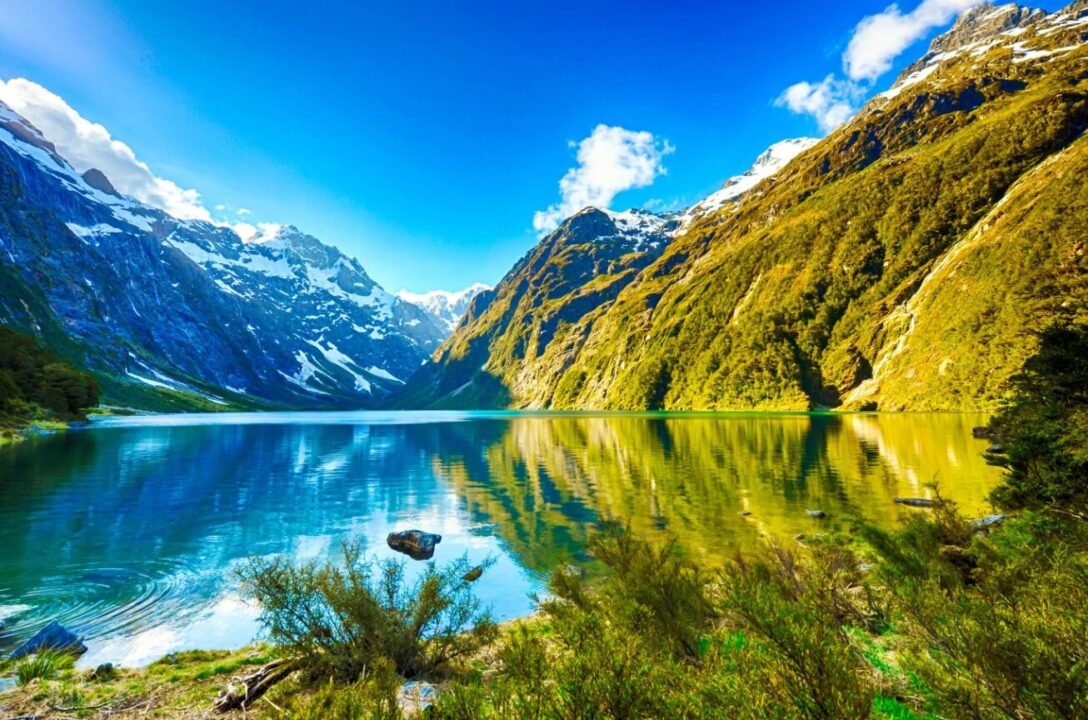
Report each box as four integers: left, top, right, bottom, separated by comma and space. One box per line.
366, 366, 403, 383
683, 138, 818, 221
65, 222, 121, 240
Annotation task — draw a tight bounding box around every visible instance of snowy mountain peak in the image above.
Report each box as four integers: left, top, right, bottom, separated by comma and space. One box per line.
684, 137, 818, 221
398, 283, 492, 333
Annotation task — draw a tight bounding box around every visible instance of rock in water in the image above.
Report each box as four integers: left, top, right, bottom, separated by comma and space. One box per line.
10, 620, 87, 659
806, 509, 827, 519
894, 497, 938, 508
971, 514, 1007, 531
462, 566, 484, 582
387, 530, 442, 560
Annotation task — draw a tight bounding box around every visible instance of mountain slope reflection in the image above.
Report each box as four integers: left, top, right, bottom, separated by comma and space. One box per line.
0, 412, 1000, 665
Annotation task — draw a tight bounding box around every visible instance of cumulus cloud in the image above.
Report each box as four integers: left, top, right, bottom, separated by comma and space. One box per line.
845, 0, 983, 81
532, 124, 673, 235
0, 77, 213, 221
776, 76, 862, 134
776, 0, 982, 132
237, 207, 251, 216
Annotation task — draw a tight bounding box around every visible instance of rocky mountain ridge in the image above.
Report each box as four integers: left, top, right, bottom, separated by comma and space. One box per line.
0, 101, 447, 409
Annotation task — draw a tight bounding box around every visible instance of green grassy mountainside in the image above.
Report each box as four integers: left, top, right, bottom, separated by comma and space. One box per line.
402, 1, 1088, 411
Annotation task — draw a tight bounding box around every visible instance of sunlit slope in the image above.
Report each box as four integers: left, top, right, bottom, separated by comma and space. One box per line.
407, 4, 1088, 410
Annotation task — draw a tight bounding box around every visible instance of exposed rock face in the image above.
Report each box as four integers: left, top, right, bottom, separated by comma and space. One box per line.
10, 620, 86, 659
387, 530, 442, 560
0, 102, 447, 409
80, 168, 119, 197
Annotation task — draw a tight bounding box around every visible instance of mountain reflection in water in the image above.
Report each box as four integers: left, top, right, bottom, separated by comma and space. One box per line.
0, 411, 1001, 666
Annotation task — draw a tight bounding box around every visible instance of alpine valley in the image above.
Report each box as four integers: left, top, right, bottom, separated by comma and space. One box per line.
2, 1, 1088, 415
404, 1, 1088, 411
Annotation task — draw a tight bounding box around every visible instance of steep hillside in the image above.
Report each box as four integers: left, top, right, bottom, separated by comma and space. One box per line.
405, 1, 1088, 411
0, 102, 446, 410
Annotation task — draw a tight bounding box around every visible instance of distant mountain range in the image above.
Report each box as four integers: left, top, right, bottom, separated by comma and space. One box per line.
403, 1, 1088, 411
397, 284, 492, 333
0, 101, 477, 409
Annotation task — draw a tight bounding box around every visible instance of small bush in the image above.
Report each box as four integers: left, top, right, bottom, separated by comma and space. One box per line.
237, 544, 496, 683
15, 650, 75, 685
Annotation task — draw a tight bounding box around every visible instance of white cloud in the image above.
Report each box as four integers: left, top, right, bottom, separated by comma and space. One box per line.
845, 0, 983, 81
232, 222, 282, 243
237, 207, 251, 216
533, 124, 673, 235
0, 77, 212, 221
776, 0, 982, 132
776, 76, 863, 133
215, 203, 227, 211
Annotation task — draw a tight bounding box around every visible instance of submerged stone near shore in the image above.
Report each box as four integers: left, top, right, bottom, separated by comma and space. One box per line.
387, 530, 442, 560
10, 620, 86, 659
894, 497, 938, 508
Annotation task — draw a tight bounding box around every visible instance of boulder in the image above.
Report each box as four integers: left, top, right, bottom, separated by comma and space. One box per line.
972, 426, 994, 439
387, 530, 442, 560
10, 620, 86, 659
806, 509, 827, 519
398, 680, 437, 717
894, 497, 937, 508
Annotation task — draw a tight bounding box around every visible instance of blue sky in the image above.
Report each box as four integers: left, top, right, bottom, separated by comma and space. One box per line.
0, 0, 1067, 293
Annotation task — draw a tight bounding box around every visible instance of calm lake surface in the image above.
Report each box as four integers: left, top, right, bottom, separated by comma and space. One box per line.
0, 411, 1002, 666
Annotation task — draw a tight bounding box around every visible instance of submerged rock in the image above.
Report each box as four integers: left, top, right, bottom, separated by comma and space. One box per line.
387, 530, 442, 560
894, 497, 938, 508
462, 566, 484, 582
971, 514, 1007, 531
398, 680, 438, 717
10, 620, 87, 659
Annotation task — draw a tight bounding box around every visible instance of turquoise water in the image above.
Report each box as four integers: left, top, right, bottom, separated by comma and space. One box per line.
0, 411, 1002, 666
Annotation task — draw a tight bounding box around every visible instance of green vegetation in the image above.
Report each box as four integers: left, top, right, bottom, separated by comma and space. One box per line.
410, 25, 1088, 412
987, 325, 1088, 517
14, 651, 75, 686
0, 324, 99, 439
236, 546, 497, 683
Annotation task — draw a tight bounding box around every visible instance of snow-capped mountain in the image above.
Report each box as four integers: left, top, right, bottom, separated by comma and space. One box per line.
683, 138, 818, 220
540, 136, 819, 252
0, 100, 446, 408
397, 283, 492, 333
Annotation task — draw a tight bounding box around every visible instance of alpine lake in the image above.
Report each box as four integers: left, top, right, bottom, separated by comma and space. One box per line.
0, 411, 1002, 666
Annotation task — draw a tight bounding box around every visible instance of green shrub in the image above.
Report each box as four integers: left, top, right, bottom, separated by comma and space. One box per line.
988, 324, 1088, 518
713, 545, 875, 720
871, 513, 1088, 720
14, 650, 75, 685
237, 545, 497, 683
